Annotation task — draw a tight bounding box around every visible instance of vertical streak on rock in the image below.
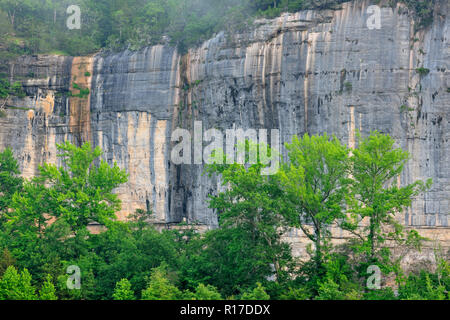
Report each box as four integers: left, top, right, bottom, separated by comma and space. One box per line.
245, 42, 265, 126
261, 45, 268, 127
347, 106, 356, 182
44, 126, 58, 168
171, 53, 182, 128
405, 19, 426, 226
154, 120, 168, 221
169, 52, 181, 223
22, 110, 37, 178
179, 53, 190, 128
38, 90, 58, 168
348, 105, 355, 149
359, 113, 362, 132
272, 30, 283, 132
22, 90, 58, 179
69, 56, 93, 146
303, 31, 317, 132
123, 112, 152, 222
37, 90, 55, 116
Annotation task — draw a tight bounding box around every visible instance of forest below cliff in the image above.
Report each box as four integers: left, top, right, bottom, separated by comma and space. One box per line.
0, 0, 436, 61
0, 133, 448, 300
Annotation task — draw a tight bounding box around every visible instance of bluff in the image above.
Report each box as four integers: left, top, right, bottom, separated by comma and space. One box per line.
0, 0, 448, 259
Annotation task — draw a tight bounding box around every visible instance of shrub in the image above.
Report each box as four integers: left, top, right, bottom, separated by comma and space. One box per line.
241, 283, 270, 300
193, 284, 222, 300
0, 266, 38, 300
398, 270, 448, 300
113, 279, 135, 300
416, 67, 430, 76
344, 81, 353, 92
39, 275, 57, 300
141, 266, 182, 300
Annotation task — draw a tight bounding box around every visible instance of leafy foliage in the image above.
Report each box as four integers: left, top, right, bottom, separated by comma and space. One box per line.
398, 270, 448, 300
39, 274, 58, 300
0, 266, 37, 300
343, 131, 431, 274
0, 75, 25, 99
404, 0, 436, 29
113, 278, 135, 300
35, 141, 128, 232
182, 152, 293, 297
278, 133, 351, 280
0, 0, 435, 60
0, 133, 446, 300
141, 265, 182, 300
0, 147, 22, 216
192, 283, 222, 300
241, 282, 270, 300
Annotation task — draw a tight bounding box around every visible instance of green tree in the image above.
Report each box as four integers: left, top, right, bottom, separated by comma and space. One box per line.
141, 265, 182, 300
3, 178, 58, 282
241, 282, 270, 300
39, 274, 57, 300
0, 147, 23, 215
278, 134, 351, 276
2, 141, 127, 292
0, 77, 10, 99
0, 266, 37, 300
316, 276, 345, 300
193, 283, 222, 300
0, 146, 57, 283
181, 227, 272, 296
10, 81, 25, 98
113, 278, 135, 300
34, 141, 128, 233
183, 144, 292, 296
0, 9, 13, 42
278, 285, 312, 300
56, 261, 97, 300
344, 132, 431, 270
0, 0, 34, 29
92, 217, 180, 300
315, 254, 362, 300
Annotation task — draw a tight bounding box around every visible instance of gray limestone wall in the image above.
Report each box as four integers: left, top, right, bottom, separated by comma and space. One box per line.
0, 1, 448, 243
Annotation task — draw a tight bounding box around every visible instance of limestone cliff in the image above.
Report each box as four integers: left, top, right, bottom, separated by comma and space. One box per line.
0, 0, 448, 255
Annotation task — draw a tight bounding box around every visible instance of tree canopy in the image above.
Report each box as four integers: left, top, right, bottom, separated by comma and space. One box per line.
0, 133, 446, 300
0, 0, 436, 65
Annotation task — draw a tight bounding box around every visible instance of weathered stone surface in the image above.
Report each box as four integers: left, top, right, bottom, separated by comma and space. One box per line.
1, 55, 73, 177
176, 0, 449, 233
89, 46, 179, 221
0, 0, 448, 252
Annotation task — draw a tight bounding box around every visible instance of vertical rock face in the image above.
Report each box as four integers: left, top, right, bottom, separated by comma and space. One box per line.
90, 46, 180, 222
0, 0, 448, 245
0, 55, 73, 177
177, 0, 449, 232
69, 56, 94, 145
